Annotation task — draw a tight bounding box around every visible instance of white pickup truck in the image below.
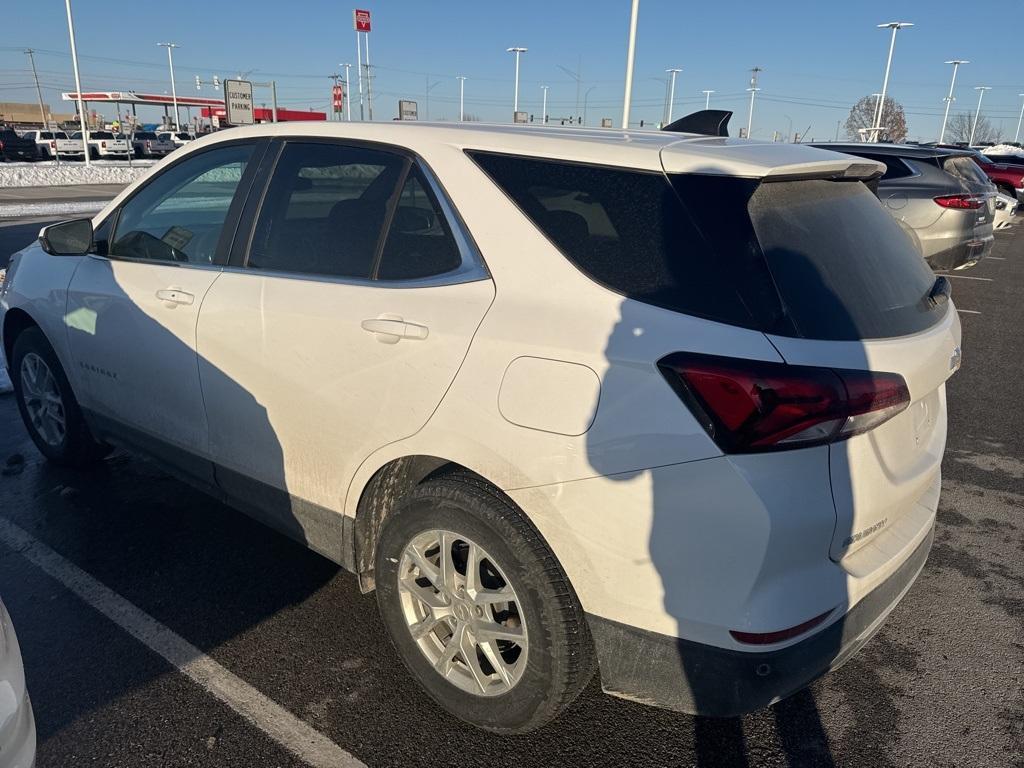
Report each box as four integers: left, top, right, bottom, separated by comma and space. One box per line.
130, 131, 176, 158
70, 130, 130, 160
20, 130, 84, 160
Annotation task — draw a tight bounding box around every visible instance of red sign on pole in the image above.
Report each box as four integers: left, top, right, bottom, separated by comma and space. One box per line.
353, 9, 371, 32
332, 84, 344, 112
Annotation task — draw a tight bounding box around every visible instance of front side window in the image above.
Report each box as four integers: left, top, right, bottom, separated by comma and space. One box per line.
248, 142, 405, 278
109, 143, 254, 264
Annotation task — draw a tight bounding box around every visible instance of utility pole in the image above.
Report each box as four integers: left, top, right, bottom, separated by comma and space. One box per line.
157, 43, 180, 131
356, 33, 365, 120
621, 0, 640, 129
26, 48, 57, 164
364, 32, 373, 120
702, 89, 714, 110
457, 75, 466, 122
64, 0, 89, 166
507, 47, 527, 115
746, 66, 763, 139
939, 60, 968, 144
541, 85, 549, 124
970, 86, 992, 146
341, 63, 352, 121
664, 68, 681, 123
329, 74, 340, 121
871, 22, 913, 142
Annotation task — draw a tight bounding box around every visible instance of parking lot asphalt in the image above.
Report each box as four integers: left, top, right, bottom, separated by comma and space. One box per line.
0, 226, 1021, 768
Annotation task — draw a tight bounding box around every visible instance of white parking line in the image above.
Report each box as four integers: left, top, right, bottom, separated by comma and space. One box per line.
935, 274, 994, 282
957, 309, 982, 315
986, 257, 1006, 261
0, 516, 366, 768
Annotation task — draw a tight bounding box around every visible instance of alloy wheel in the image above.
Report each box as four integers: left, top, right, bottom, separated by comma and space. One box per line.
19, 352, 66, 447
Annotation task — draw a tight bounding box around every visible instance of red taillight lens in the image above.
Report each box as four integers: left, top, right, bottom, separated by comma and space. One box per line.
730, 609, 834, 645
50, 141, 56, 148
934, 194, 983, 210
658, 353, 911, 453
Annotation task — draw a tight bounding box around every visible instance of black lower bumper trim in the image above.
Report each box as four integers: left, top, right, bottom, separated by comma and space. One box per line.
587, 527, 934, 717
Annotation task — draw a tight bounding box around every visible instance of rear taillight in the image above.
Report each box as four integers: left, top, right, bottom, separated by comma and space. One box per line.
0, 141, 4, 151
730, 609, 834, 645
934, 194, 984, 210
658, 353, 910, 453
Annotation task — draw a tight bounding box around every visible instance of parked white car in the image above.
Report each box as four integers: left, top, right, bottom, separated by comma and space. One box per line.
993, 192, 1018, 230
156, 131, 196, 148
0, 120, 961, 732
0, 598, 36, 768
70, 130, 130, 160
20, 130, 84, 160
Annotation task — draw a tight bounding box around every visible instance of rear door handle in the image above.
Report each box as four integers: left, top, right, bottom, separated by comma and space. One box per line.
156, 288, 195, 306
361, 317, 429, 344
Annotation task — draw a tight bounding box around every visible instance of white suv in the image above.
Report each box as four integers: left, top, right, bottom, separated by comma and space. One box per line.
0, 120, 960, 733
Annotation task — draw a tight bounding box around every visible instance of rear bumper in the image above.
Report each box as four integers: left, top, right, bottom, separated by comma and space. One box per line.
925, 235, 993, 271
588, 526, 933, 717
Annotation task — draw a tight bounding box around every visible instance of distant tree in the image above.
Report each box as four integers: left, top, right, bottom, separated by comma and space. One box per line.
944, 112, 1001, 144
462, 113, 481, 122
845, 94, 907, 142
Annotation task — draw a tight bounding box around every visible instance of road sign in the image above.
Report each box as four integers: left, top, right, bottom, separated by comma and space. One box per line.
399, 100, 418, 120
601, 118, 613, 128
513, 111, 528, 124
332, 84, 344, 113
224, 79, 254, 125
353, 9, 371, 32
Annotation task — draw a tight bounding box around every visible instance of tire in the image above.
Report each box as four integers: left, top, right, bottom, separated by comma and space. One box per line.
11, 327, 111, 467
375, 472, 595, 733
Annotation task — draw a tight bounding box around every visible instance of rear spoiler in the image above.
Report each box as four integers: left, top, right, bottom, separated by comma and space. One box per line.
662, 110, 732, 137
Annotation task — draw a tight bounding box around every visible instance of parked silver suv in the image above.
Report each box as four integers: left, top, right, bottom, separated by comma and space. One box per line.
812, 143, 995, 270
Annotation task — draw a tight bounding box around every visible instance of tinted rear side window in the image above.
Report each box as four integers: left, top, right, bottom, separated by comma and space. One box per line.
469, 152, 761, 328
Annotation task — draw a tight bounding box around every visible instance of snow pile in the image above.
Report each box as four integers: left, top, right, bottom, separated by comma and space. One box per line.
0, 200, 109, 219
0, 160, 157, 188
981, 144, 1024, 159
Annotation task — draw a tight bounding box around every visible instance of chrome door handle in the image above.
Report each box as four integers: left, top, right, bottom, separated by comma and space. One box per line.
156, 288, 195, 306
361, 317, 429, 344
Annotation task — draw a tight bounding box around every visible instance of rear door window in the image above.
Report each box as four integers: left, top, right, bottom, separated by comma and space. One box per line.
943, 156, 990, 187
376, 168, 462, 280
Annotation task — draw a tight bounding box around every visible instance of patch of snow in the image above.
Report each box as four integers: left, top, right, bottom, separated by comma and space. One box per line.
0, 201, 108, 218
0, 346, 11, 395
982, 144, 1024, 159
0, 161, 157, 188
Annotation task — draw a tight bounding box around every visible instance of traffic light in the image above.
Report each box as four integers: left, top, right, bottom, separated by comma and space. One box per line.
212, 75, 220, 90
640, 119, 645, 127
529, 114, 534, 122
195, 75, 201, 90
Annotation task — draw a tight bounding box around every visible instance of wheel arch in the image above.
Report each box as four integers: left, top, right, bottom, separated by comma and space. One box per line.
2, 307, 40, 363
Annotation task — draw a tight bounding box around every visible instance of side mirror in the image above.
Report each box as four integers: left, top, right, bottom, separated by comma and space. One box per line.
39, 218, 94, 256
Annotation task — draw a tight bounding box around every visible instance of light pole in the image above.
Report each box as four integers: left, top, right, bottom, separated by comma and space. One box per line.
583, 85, 597, 126
1015, 94, 1024, 144
702, 89, 714, 110
507, 47, 527, 116
557, 62, 583, 119
425, 77, 441, 121
341, 63, 352, 121
64, 0, 90, 166
871, 21, 913, 142
746, 66, 762, 138
456, 75, 466, 122
970, 86, 992, 146
621, 0, 640, 128
939, 60, 968, 143
157, 42, 180, 131
664, 68, 681, 124
541, 85, 549, 124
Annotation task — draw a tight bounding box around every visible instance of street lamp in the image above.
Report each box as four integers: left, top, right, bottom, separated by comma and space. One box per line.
702, 89, 714, 110
1015, 94, 1024, 144
456, 75, 467, 122
157, 42, 180, 131
664, 68, 681, 124
871, 21, 913, 142
425, 77, 441, 122
621, 0, 640, 128
340, 64, 352, 121
583, 85, 597, 126
541, 85, 549, 124
746, 66, 763, 139
939, 60, 968, 144
64, 0, 90, 166
970, 86, 992, 146
507, 47, 527, 115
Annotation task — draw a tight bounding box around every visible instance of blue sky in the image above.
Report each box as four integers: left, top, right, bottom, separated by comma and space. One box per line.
1, 0, 1020, 141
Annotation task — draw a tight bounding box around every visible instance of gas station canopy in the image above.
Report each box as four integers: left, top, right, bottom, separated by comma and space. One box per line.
62, 91, 227, 108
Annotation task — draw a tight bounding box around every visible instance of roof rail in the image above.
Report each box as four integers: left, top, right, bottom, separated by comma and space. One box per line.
661, 110, 732, 137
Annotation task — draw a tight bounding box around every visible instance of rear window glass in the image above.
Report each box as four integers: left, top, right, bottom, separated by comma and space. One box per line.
134, 132, 157, 139
943, 156, 989, 186
92, 131, 114, 139
856, 153, 914, 181
471, 151, 944, 341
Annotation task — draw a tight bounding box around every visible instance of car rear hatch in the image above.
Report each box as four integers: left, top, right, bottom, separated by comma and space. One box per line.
661, 142, 959, 563
942, 154, 996, 229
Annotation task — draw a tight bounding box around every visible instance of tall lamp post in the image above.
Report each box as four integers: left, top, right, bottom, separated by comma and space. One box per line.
157, 42, 180, 131
456, 75, 466, 122
702, 89, 714, 110
1014, 93, 1024, 144
939, 59, 968, 144
871, 21, 913, 142
340, 63, 352, 121
664, 68, 681, 124
583, 85, 597, 126
507, 47, 527, 116
621, 0, 640, 128
970, 86, 992, 146
64, 0, 90, 166
746, 66, 763, 139
541, 85, 549, 124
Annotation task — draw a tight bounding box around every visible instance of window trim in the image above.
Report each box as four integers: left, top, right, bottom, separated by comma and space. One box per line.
96, 138, 270, 269
234, 136, 488, 288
